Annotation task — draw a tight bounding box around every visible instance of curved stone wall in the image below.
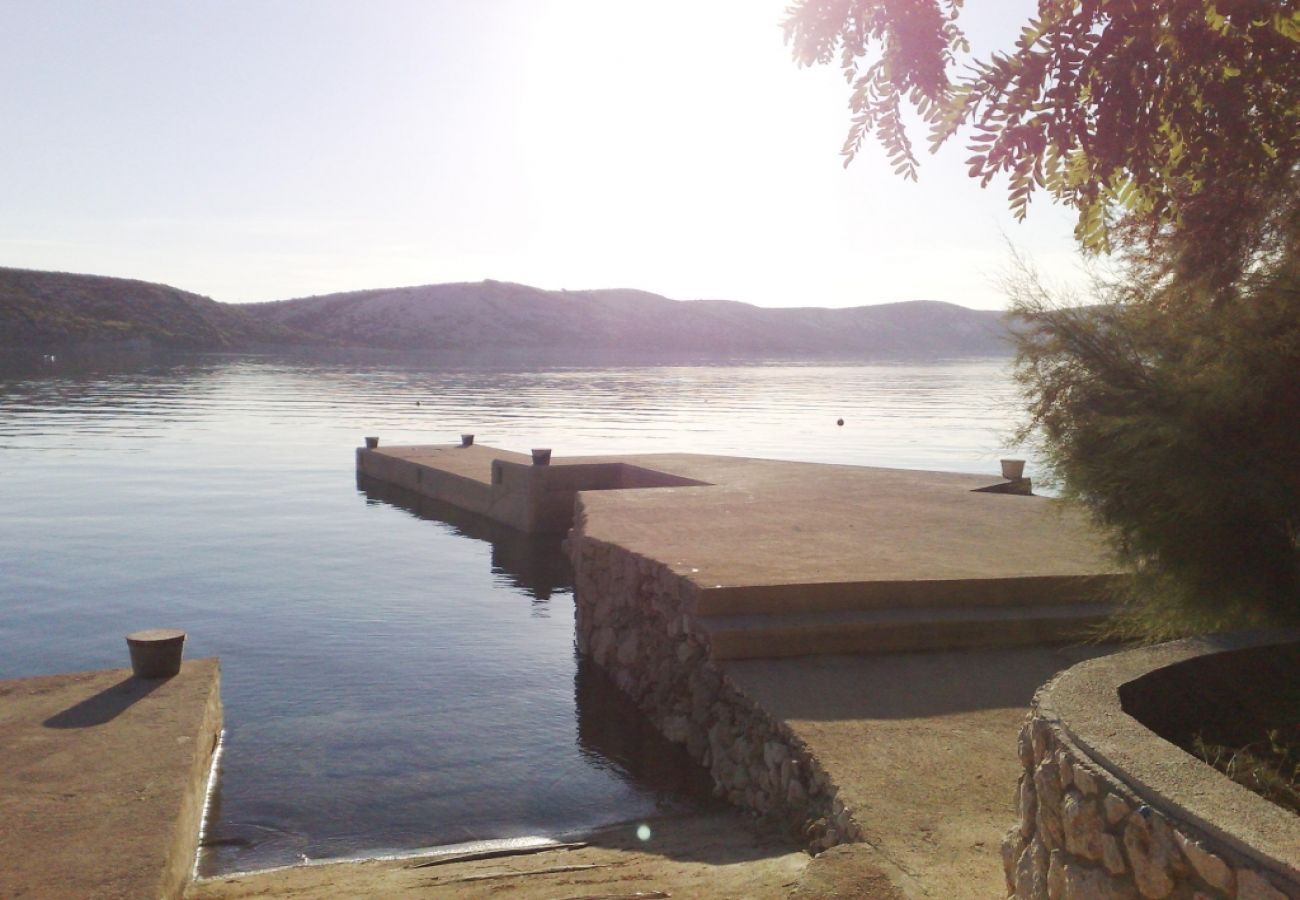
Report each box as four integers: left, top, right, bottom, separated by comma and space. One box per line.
1005, 632, 1300, 899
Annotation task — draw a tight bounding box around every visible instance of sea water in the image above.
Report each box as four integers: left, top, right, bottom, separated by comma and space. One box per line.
0, 351, 1025, 872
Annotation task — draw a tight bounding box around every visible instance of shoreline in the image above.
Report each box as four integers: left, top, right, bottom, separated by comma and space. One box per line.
188, 810, 823, 899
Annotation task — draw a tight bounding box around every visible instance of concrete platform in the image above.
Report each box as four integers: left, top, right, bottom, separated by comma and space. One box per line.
361, 444, 1118, 656
565, 453, 1110, 589
0, 660, 223, 900
723, 645, 1115, 898
360, 444, 1112, 585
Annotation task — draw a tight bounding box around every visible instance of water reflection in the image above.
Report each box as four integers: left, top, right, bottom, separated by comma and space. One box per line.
357, 474, 571, 605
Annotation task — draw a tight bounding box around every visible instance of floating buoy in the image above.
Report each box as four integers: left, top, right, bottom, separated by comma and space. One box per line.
837, 418, 844, 426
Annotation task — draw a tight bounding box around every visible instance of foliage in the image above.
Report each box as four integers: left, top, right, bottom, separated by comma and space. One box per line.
785, 1, 1300, 298
1193, 728, 1300, 815
1008, 232, 1300, 637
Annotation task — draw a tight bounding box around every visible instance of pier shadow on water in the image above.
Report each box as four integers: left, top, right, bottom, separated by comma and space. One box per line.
357, 474, 571, 605
573, 659, 721, 808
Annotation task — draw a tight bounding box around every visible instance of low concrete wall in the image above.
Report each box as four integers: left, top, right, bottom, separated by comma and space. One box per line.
357, 449, 491, 515
493, 460, 707, 533
567, 508, 859, 852
1004, 633, 1300, 899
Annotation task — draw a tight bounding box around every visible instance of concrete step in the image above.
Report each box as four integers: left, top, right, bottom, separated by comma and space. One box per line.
696, 575, 1119, 617
699, 603, 1111, 660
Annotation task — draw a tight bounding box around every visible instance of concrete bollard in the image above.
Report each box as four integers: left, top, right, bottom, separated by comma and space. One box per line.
1001, 459, 1025, 480
532, 448, 552, 466
365, 436, 379, 449
461, 433, 474, 447
126, 629, 186, 679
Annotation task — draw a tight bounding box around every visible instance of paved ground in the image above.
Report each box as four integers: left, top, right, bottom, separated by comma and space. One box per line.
569, 453, 1113, 590
724, 645, 1116, 898
0, 660, 222, 900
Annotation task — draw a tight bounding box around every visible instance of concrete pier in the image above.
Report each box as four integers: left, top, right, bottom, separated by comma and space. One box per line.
0, 660, 222, 899
358, 443, 1118, 656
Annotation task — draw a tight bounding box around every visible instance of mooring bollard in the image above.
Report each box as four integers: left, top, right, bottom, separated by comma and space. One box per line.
126, 628, 186, 679
461, 433, 474, 447
365, 436, 379, 449
1001, 458, 1026, 480
532, 448, 552, 466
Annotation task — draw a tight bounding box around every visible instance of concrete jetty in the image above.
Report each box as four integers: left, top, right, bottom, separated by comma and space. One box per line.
358, 443, 1118, 656
0, 660, 222, 900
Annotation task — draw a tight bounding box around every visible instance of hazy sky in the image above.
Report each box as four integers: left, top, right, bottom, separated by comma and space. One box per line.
0, 1, 1089, 309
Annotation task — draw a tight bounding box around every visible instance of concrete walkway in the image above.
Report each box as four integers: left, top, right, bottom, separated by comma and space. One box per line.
0, 660, 222, 900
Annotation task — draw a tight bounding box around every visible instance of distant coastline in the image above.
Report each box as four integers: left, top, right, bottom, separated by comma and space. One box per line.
0, 266, 1013, 358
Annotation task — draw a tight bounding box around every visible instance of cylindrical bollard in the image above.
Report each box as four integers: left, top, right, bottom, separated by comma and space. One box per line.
532, 448, 552, 466
461, 433, 474, 447
1001, 458, 1026, 480
126, 629, 186, 679
365, 436, 379, 449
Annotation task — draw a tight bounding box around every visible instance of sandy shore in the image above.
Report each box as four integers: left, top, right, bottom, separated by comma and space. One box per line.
188, 811, 834, 899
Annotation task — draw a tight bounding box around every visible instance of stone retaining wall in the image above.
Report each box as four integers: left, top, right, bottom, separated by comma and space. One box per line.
1004, 637, 1300, 899
567, 521, 859, 852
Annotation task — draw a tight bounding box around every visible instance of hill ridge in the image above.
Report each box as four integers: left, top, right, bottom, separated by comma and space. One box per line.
1, 267, 1012, 357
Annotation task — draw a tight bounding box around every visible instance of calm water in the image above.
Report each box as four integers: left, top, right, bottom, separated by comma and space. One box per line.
0, 351, 1025, 873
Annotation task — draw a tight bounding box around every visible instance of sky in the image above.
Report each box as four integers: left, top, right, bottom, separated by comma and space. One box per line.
0, 1, 1089, 309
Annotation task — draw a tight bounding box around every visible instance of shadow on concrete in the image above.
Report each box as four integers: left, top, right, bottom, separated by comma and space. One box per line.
357, 473, 571, 602
43, 675, 164, 728
723, 643, 1119, 722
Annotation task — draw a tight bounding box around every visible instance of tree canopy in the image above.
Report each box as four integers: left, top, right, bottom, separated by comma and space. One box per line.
1007, 228, 1300, 636
785, 1, 1300, 300
788, 1, 1300, 635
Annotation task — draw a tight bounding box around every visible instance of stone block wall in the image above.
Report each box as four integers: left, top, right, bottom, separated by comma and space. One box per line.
1005, 694, 1299, 899
568, 523, 858, 852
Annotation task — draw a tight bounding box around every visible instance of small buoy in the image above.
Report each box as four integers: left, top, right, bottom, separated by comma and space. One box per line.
836, 418, 844, 426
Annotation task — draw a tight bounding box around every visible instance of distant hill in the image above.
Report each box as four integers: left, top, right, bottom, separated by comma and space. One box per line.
0, 267, 316, 351
243, 279, 1013, 357
0, 267, 1013, 357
